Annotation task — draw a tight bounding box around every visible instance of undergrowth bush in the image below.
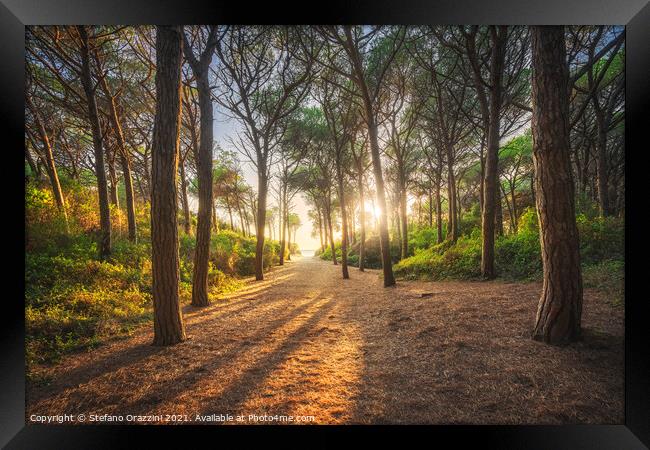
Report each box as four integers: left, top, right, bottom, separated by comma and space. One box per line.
394, 207, 624, 285
25, 181, 286, 372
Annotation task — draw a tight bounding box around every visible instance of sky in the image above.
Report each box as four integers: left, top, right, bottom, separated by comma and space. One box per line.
211, 105, 321, 252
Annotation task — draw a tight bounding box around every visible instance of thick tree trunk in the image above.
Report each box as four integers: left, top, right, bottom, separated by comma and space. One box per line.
151, 25, 186, 346
530, 25, 583, 345
480, 26, 506, 279
190, 69, 214, 307
77, 26, 111, 260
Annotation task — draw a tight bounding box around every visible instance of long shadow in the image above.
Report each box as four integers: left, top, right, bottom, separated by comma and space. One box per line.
182, 273, 298, 315
196, 297, 337, 417
29, 272, 300, 401
100, 294, 331, 415
27, 342, 167, 405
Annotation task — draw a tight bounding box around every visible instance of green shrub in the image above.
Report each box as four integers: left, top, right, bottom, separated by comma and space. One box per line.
348, 235, 401, 269
576, 214, 624, 264
582, 260, 624, 306
25, 183, 264, 371
394, 234, 481, 281
408, 226, 441, 253
395, 206, 623, 283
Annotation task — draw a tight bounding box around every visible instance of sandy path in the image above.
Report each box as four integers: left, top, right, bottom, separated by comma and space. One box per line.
27, 256, 623, 425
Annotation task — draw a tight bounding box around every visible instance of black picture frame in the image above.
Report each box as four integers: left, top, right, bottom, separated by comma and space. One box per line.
3, 1, 648, 448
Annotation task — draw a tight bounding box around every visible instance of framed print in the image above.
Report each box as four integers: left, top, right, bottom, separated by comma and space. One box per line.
2, 0, 648, 447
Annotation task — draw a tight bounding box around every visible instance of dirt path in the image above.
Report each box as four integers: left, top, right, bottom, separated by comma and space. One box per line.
27, 256, 624, 425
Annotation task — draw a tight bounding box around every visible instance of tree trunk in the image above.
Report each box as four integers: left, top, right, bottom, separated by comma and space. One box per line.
326, 199, 337, 265
26, 96, 69, 233
480, 26, 506, 279
120, 154, 137, 242
399, 178, 408, 259
511, 183, 518, 231
336, 162, 350, 279
495, 184, 504, 236
435, 177, 443, 244
254, 172, 268, 280
285, 203, 291, 261
151, 25, 186, 346
317, 206, 324, 251
428, 185, 433, 227
446, 152, 458, 242
212, 202, 218, 232
107, 154, 120, 208
179, 160, 191, 234
358, 172, 366, 271
279, 187, 286, 265
593, 106, 611, 217
363, 100, 394, 286
97, 68, 137, 242
530, 25, 583, 345
226, 200, 234, 230
191, 65, 214, 307
77, 25, 111, 260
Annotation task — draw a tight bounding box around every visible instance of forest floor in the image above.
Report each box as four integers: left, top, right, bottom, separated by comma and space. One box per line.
26, 256, 624, 425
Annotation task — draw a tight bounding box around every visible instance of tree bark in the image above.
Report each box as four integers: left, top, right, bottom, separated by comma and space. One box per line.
189, 60, 214, 307
151, 25, 186, 346
77, 25, 111, 260
26, 96, 69, 233
336, 162, 350, 279
179, 160, 191, 234
399, 178, 408, 259
428, 185, 433, 227
279, 186, 286, 265
107, 154, 119, 208
358, 172, 366, 271
435, 181, 443, 244
346, 30, 395, 287
480, 26, 506, 279
593, 105, 611, 217
96, 65, 138, 242
326, 198, 337, 265
495, 184, 504, 236
254, 172, 268, 280
530, 25, 583, 345
446, 148, 458, 242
